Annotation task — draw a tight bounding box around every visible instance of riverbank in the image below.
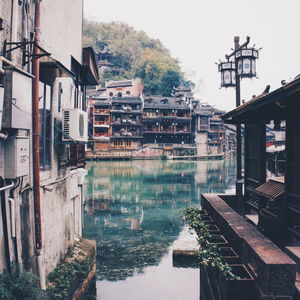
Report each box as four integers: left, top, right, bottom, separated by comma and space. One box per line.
46, 238, 96, 300
86, 152, 226, 161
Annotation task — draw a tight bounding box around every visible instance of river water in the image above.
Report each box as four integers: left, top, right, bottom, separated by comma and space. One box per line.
83, 159, 236, 300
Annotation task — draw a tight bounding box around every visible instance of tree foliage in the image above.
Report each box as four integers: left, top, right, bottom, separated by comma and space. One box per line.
83, 20, 192, 95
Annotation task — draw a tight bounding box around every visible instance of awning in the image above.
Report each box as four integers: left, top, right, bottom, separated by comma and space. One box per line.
40, 56, 76, 80
82, 47, 99, 85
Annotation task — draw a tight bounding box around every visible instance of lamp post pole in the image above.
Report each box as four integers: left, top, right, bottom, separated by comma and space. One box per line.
234, 36, 244, 215
218, 35, 258, 215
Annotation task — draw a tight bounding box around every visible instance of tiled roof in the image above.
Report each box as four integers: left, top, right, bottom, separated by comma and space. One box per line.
144, 96, 190, 110
223, 77, 300, 121
106, 80, 133, 88
86, 89, 106, 98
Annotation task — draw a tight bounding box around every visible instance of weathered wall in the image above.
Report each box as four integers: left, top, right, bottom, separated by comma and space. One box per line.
209, 144, 219, 155
0, 0, 36, 274
41, 169, 84, 275
0, 1, 12, 52
0, 142, 7, 271
196, 132, 208, 156
0, 0, 87, 281
40, 0, 83, 68
37, 0, 86, 277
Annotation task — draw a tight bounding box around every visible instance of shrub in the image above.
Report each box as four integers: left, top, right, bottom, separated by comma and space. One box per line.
47, 257, 91, 300
182, 207, 236, 279
0, 266, 39, 300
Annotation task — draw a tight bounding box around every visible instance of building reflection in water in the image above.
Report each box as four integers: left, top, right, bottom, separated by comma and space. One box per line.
83, 159, 236, 283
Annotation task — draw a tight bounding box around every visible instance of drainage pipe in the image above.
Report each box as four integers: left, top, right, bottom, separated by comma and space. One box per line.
0, 181, 14, 192
33, 0, 45, 290
8, 198, 15, 238
11, 0, 19, 63
0, 179, 12, 272
0, 57, 15, 75
0, 56, 14, 66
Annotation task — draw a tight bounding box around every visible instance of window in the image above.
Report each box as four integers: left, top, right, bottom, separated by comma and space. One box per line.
117, 92, 122, 97
109, 92, 113, 97
126, 90, 131, 95
39, 82, 52, 170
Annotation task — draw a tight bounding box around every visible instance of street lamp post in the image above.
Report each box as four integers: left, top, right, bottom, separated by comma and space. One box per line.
218, 36, 259, 215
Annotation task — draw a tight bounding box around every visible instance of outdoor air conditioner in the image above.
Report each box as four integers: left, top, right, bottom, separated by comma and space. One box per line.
62, 108, 88, 142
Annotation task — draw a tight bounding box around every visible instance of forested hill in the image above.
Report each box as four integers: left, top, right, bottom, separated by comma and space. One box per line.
83, 20, 193, 96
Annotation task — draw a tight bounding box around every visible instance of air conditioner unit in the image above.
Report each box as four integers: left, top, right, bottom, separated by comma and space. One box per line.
62, 108, 88, 142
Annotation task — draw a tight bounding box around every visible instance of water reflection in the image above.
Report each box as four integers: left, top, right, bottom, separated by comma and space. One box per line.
83, 159, 236, 299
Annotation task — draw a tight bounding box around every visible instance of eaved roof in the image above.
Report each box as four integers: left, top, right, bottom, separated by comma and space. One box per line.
106, 80, 133, 88
223, 76, 300, 123
86, 88, 106, 98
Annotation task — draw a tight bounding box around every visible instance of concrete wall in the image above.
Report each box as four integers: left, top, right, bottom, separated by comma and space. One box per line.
196, 132, 208, 156
40, 0, 83, 68
0, 0, 87, 281
39, 73, 86, 273
41, 169, 84, 275
37, 0, 87, 278
209, 144, 219, 155
0, 0, 36, 274
0, 1, 12, 52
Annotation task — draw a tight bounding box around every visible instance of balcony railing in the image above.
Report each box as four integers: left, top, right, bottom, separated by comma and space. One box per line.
94, 109, 110, 115
111, 132, 142, 138
111, 119, 142, 125
111, 109, 142, 114
94, 121, 110, 126
94, 133, 110, 138
143, 129, 191, 134
143, 114, 191, 119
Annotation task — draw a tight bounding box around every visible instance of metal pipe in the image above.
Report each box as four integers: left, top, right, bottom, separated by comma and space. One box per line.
0, 56, 15, 66
8, 198, 15, 238
0, 133, 8, 140
11, 0, 19, 63
33, 0, 45, 290
0, 55, 15, 74
0, 180, 11, 273
233, 36, 244, 215
0, 182, 14, 192
33, 0, 42, 251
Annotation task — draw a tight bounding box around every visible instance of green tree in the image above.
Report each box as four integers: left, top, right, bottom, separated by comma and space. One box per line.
160, 70, 181, 96
83, 20, 193, 96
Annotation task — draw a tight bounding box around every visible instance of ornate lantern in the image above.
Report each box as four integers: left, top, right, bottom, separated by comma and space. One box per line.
235, 48, 259, 78
218, 61, 236, 88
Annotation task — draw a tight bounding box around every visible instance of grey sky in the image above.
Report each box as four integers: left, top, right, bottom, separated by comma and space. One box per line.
84, 0, 300, 111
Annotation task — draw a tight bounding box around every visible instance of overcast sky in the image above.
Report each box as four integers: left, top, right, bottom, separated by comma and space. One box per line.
84, 0, 300, 111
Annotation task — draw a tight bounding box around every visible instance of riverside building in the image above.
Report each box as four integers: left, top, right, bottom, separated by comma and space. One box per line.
0, 0, 98, 290
201, 76, 300, 300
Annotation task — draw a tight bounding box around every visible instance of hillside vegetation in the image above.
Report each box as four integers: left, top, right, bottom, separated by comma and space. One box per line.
83, 20, 193, 96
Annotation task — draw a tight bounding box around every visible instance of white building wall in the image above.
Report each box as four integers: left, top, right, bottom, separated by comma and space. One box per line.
37, 0, 86, 277
40, 169, 84, 275
40, 0, 83, 68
